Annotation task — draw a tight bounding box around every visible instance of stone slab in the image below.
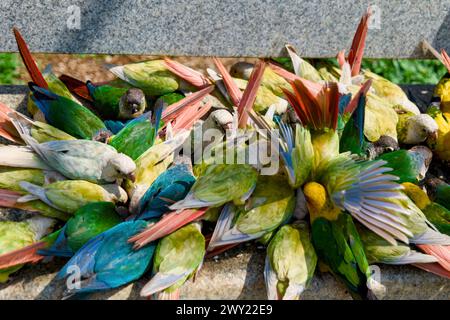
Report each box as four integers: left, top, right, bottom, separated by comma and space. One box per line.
1, 1, 450, 58
0, 85, 448, 300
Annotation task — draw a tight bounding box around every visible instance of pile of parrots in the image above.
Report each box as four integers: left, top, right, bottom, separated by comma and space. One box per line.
0, 8, 449, 300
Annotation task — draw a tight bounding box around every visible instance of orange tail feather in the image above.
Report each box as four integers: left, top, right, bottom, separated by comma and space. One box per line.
417, 244, 450, 271
412, 262, 450, 279
0, 241, 46, 269
237, 60, 266, 128
212, 57, 242, 107
59, 74, 93, 101
129, 208, 208, 249
163, 58, 212, 88
13, 28, 48, 88
348, 8, 372, 76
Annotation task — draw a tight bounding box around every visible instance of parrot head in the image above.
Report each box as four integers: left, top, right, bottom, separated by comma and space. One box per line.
302, 182, 327, 218
404, 114, 438, 144
230, 61, 254, 80
366, 135, 399, 159
107, 153, 137, 182
210, 109, 234, 132
119, 88, 147, 119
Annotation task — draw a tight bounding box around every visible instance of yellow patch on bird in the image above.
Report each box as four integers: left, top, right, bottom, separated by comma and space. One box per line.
401, 182, 430, 210
303, 182, 340, 221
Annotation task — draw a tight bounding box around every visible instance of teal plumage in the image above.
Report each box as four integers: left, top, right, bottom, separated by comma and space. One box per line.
57, 220, 156, 296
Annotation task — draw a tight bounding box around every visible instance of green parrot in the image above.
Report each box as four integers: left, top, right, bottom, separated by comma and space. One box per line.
426, 105, 450, 162
108, 109, 161, 160
0, 167, 56, 192
39, 202, 123, 257
264, 221, 317, 300
18, 180, 128, 214
108, 59, 210, 97
358, 225, 438, 265
86, 82, 147, 120
29, 84, 106, 140
402, 183, 450, 236
207, 174, 295, 249
170, 164, 259, 210
154, 92, 185, 107
140, 222, 205, 299
303, 181, 385, 300
377, 146, 433, 183
0, 216, 56, 283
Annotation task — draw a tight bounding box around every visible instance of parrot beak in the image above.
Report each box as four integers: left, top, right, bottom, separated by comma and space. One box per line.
223, 122, 233, 131
127, 172, 136, 182
428, 131, 438, 143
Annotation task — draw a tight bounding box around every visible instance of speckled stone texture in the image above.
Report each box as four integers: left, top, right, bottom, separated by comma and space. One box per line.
0, 86, 449, 300
1, 0, 450, 58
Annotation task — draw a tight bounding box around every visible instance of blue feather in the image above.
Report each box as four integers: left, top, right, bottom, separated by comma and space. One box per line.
86, 81, 96, 98
136, 164, 196, 220
338, 93, 352, 115
104, 120, 126, 134
38, 225, 74, 258
28, 84, 60, 120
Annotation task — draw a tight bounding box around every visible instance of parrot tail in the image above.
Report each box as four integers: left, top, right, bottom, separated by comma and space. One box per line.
171, 100, 212, 134
13, 28, 48, 89
207, 204, 265, 250
412, 228, 450, 246
416, 244, 450, 271
268, 61, 301, 83
140, 271, 190, 298
58, 74, 93, 101
28, 84, 60, 120
163, 57, 212, 88
212, 57, 242, 107
0, 145, 50, 169
0, 241, 46, 269
17, 181, 54, 208
0, 102, 25, 143
347, 7, 372, 76
236, 59, 266, 128
162, 85, 214, 122
412, 262, 450, 279
129, 208, 207, 249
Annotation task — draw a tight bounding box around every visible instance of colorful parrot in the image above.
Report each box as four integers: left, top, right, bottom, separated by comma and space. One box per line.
9, 118, 136, 184
264, 221, 317, 300
18, 180, 128, 214
57, 220, 156, 298
29, 84, 106, 140
135, 157, 196, 220
59, 75, 147, 120
140, 222, 205, 299
377, 146, 433, 183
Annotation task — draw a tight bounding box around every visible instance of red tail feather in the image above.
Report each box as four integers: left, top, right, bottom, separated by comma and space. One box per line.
59, 74, 93, 101
172, 101, 212, 133
0, 241, 46, 269
238, 60, 266, 128
344, 79, 372, 114
413, 263, 450, 279
129, 208, 208, 249
163, 58, 212, 88
268, 61, 300, 83
0, 103, 22, 143
440, 49, 450, 73
417, 244, 450, 271
212, 57, 242, 107
162, 85, 214, 122
13, 28, 48, 88
348, 8, 372, 76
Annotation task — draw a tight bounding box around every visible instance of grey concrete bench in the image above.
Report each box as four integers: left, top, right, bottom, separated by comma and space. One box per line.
0, 1, 449, 300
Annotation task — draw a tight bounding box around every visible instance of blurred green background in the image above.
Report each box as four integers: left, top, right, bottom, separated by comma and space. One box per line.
0, 52, 447, 85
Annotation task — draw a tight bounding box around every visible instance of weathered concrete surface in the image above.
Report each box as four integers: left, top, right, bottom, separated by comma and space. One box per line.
0, 86, 449, 300
1, 1, 450, 58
